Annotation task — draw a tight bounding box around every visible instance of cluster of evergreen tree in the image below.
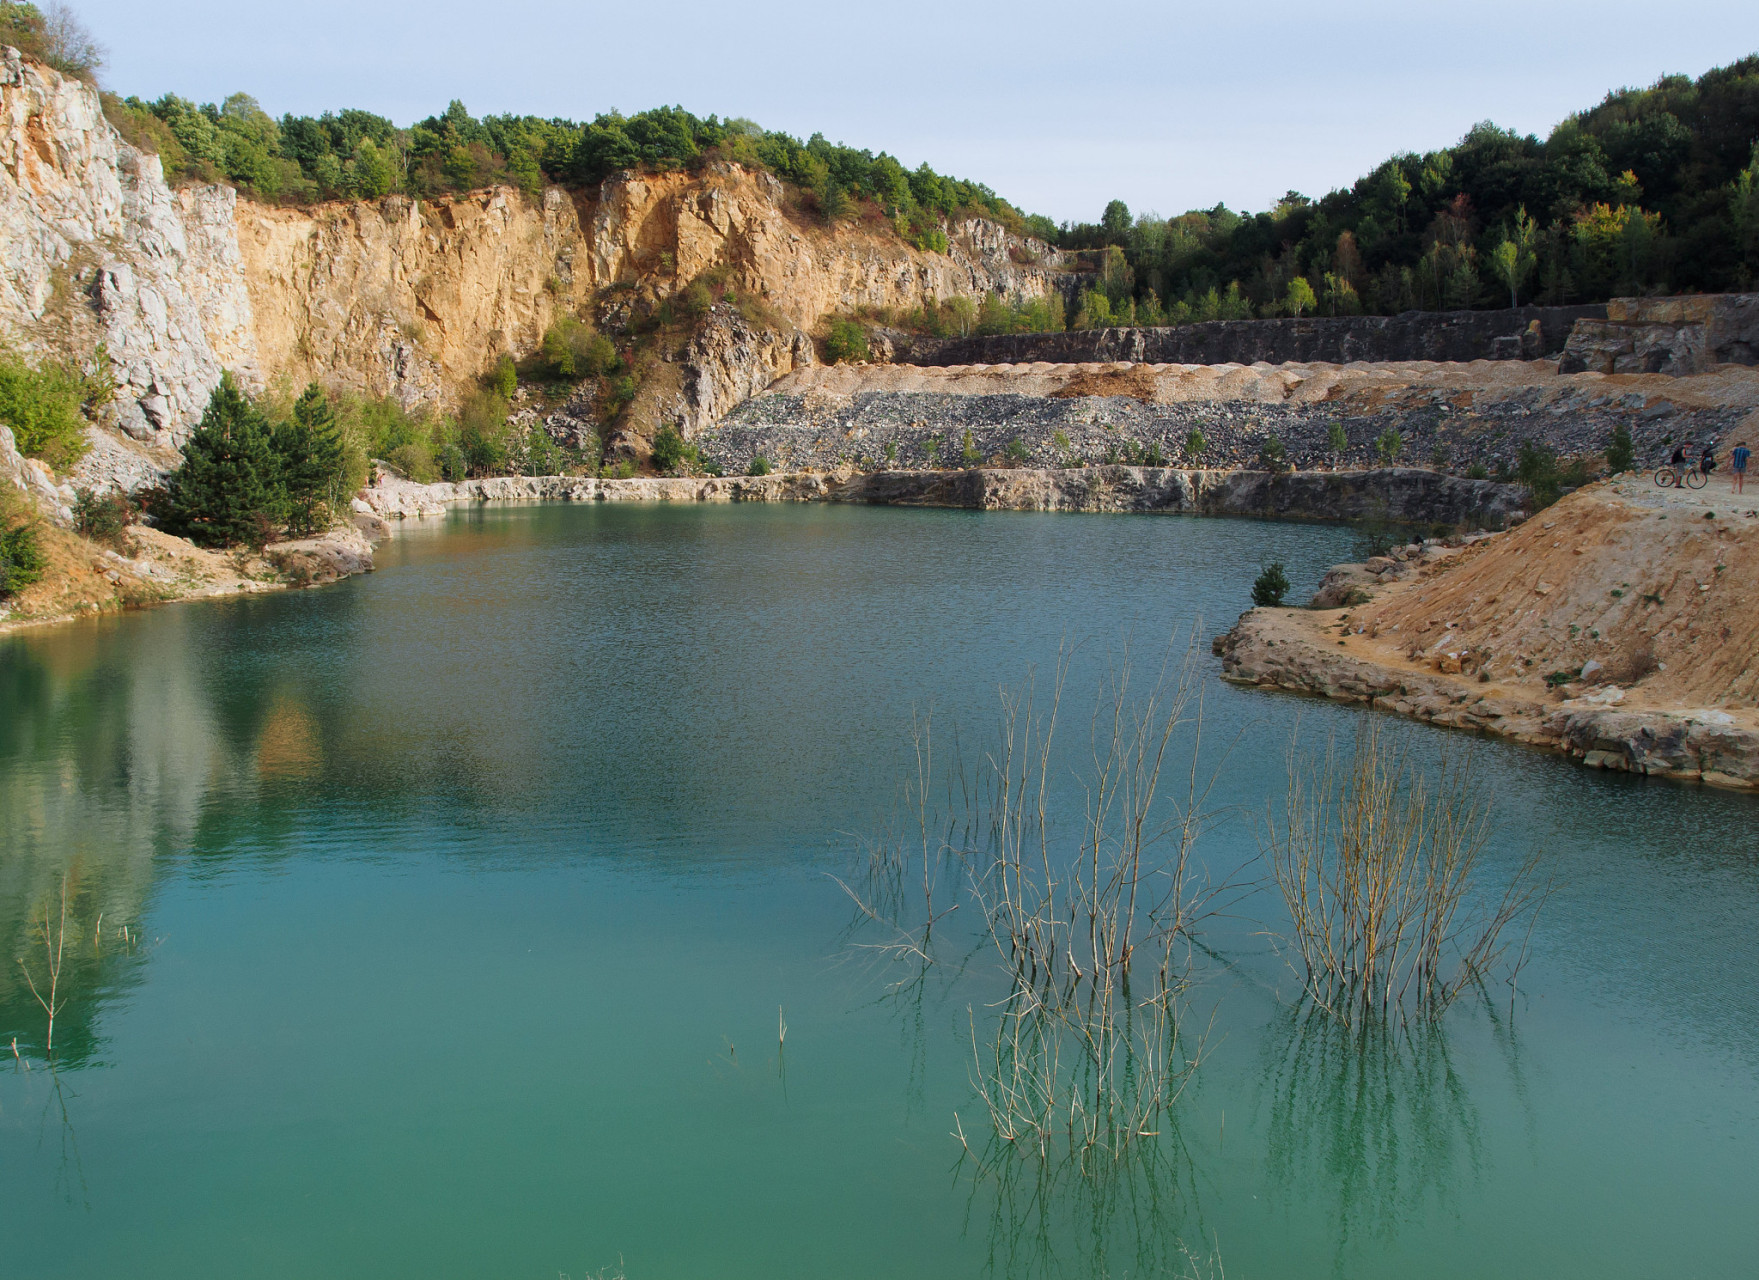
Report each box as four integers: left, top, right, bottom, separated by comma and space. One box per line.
100, 91, 1040, 236
1055, 54, 1759, 321
159, 376, 346, 548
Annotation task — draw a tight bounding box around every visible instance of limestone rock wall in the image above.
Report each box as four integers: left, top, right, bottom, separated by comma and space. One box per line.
235, 163, 1065, 431
354, 461, 1526, 532
0, 47, 253, 445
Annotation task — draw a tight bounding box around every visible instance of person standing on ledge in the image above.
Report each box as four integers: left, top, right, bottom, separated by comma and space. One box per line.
1731, 440, 1750, 494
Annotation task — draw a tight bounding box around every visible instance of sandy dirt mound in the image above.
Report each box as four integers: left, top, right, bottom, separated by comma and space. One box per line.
1350, 477, 1759, 709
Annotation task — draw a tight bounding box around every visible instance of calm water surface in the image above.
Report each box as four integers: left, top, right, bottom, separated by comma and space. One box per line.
2, 503, 1756, 1279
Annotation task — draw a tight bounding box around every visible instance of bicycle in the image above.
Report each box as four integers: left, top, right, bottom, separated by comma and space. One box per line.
1654, 463, 1708, 490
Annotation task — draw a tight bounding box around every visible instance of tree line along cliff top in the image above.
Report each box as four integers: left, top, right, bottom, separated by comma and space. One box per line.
87, 49, 1759, 326
5, 0, 1759, 321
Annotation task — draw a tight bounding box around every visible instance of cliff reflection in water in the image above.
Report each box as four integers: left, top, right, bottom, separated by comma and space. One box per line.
0, 601, 343, 1062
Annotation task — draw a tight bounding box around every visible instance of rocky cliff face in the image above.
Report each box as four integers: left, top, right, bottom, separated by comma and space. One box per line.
0, 47, 255, 445
234, 163, 1062, 433
0, 49, 1064, 462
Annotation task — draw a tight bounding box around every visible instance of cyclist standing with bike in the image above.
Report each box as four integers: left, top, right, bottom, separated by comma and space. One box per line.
1655, 445, 1709, 490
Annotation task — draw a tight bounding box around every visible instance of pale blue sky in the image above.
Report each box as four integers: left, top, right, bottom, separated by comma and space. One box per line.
77, 0, 1759, 223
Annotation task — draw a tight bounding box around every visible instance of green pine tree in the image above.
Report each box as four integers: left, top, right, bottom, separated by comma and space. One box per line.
273, 383, 345, 536
1252, 561, 1290, 607
161, 373, 281, 548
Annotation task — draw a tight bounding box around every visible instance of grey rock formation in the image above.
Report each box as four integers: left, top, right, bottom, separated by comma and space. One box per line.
831, 466, 1528, 527
651, 304, 817, 438
902, 306, 1604, 368
356, 462, 1526, 531
1, 421, 73, 521
1559, 293, 1759, 375
706, 378, 1748, 478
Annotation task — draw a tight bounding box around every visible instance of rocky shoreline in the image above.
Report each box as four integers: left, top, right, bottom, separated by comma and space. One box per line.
355, 464, 1531, 526
0, 519, 386, 635
1214, 476, 1759, 789
1216, 607, 1758, 789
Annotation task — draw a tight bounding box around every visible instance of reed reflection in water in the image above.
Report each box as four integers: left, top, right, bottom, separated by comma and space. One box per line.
1256, 998, 1526, 1268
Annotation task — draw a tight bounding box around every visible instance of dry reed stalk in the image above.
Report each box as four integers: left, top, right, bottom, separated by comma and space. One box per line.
1263, 718, 1546, 1023
17, 873, 73, 1057
958, 635, 1227, 1159
848, 630, 1233, 1162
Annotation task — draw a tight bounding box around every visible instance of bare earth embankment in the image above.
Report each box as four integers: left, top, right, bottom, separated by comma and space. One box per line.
1217, 475, 1759, 788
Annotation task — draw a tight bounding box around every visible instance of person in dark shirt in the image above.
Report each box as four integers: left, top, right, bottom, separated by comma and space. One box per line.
1732, 441, 1751, 494
1701, 440, 1717, 475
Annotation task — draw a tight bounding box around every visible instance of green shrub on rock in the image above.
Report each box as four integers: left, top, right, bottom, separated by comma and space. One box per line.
825, 320, 870, 365
387, 442, 436, 483
650, 424, 701, 476
73, 489, 133, 548
490, 353, 517, 398
747, 455, 771, 476
679, 281, 713, 318
0, 485, 45, 599
459, 389, 511, 475
0, 349, 89, 469
1517, 439, 1562, 507
540, 318, 617, 380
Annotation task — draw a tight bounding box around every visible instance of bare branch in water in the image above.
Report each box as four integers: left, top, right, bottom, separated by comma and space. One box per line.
17, 873, 74, 1058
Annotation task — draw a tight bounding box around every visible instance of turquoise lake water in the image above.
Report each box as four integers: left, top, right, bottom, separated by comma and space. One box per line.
2, 502, 1757, 1279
